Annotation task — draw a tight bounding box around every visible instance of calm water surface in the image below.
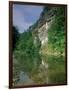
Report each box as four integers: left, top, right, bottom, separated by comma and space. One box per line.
13, 54, 66, 86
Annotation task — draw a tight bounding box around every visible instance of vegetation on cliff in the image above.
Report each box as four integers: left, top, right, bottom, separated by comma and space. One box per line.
40, 7, 65, 56
48, 7, 65, 54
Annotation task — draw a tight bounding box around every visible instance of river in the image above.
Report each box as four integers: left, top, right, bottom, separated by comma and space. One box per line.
13, 54, 66, 86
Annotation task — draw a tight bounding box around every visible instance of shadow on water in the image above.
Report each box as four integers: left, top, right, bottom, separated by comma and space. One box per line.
13, 52, 66, 86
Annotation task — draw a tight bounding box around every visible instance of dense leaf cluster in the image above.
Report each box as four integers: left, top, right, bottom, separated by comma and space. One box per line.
48, 7, 65, 54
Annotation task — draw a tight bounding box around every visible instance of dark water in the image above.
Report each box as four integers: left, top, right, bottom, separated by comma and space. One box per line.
13, 54, 66, 86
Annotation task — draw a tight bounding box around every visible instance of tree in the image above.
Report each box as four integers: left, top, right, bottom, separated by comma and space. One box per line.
48, 7, 65, 54
12, 26, 20, 51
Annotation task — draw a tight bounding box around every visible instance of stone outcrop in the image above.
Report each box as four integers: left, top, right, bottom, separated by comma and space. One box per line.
31, 7, 56, 46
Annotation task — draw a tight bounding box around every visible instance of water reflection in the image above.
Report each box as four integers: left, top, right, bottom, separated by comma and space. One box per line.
40, 55, 66, 84
13, 53, 66, 86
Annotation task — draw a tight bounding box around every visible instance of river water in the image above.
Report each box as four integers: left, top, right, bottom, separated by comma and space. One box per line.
13, 54, 66, 86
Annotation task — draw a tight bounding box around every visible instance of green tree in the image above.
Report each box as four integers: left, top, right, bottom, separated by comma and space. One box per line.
12, 26, 20, 51
48, 7, 65, 54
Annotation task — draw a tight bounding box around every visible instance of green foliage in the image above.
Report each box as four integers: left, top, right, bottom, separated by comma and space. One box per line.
48, 7, 65, 54
13, 29, 41, 74
16, 30, 40, 54
12, 26, 20, 51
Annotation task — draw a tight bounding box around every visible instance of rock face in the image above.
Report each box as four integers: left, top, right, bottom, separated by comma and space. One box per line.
32, 7, 56, 46
38, 15, 55, 45
38, 23, 48, 45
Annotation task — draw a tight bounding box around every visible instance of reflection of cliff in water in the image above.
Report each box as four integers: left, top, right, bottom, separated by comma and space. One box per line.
13, 52, 42, 86
39, 55, 66, 84
13, 52, 66, 86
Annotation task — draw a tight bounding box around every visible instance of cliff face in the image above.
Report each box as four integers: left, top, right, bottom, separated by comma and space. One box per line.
32, 7, 56, 46
38, 18, 54, 45
31, 6, 65, 56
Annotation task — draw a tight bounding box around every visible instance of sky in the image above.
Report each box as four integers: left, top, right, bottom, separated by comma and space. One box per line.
13, 4, 43, 33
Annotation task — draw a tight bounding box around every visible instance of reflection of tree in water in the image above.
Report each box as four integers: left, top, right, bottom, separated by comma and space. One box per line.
30, 55, 49, 84
39, 55, 66, 84
13, 34, 42, 85
30, 55, 66, 85
13, 52, 42, 85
